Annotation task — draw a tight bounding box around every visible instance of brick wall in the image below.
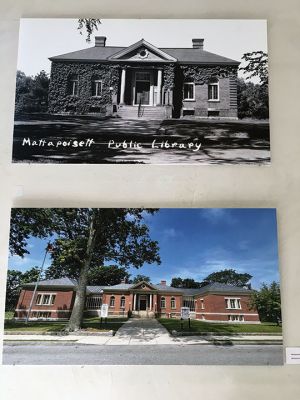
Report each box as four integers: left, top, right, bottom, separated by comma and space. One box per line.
15, 288, 75, 319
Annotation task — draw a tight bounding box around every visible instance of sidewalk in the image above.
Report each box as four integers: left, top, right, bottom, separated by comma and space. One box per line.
4, 318, 283, 346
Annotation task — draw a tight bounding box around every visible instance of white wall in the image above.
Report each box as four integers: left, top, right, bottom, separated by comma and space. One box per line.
0, 1, 300, 399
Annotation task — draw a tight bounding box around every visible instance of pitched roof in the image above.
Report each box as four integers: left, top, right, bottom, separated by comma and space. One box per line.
49, 40, 239, 65
188, 282, 253, 296
23, 277, 77, 288
22, 278, 252, 296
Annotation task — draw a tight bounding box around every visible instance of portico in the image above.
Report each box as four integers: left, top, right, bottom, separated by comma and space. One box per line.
132, 292, 156, 312
119, 67, 163, 107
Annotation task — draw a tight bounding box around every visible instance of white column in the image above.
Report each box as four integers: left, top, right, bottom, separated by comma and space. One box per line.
133, 294, 136, 311
120, 68, 126, 105
150, 294, 152, 311
157, 69, 162, 105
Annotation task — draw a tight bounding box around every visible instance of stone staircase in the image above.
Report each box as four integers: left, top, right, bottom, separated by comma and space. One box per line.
132, 310, 155, 319
117, 105, 166, 120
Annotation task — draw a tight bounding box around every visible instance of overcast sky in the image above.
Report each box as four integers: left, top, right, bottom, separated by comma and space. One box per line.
17, 18, 267, 79
8, 208, 279, 290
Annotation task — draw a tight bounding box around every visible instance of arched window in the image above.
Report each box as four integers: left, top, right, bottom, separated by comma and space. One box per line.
208, 77, 219, 101
68, 74, 79, 96
183, 78, 195, 101
109, 296, 115, 307
160, 297, 166, 308
92, 76, 103, 97
171, 297, 176, 309
120, 296, 125, 308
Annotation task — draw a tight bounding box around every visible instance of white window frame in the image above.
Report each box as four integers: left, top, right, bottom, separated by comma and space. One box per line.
228, 315, 244, 322
200, 298, 205, 309
92, 79, 103, 97
35, 293, 56, 306
160, 297, 166, 309
171, 297, 176, 309
208, 80, 219, 101
225, 298, 241, 310
183, 82, 195, 101
69, 76, 79, 96
109, 295, 115, 308
120, 296, 126, 309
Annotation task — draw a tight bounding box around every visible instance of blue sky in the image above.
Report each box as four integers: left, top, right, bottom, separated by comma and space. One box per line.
8, 208, 279, 290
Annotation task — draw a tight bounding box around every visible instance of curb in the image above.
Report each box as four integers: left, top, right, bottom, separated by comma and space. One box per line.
4, 330, 114, 337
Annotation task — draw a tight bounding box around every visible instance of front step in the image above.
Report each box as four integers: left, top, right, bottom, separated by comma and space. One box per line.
117, 106, 166, 120
132, 310, 155, 319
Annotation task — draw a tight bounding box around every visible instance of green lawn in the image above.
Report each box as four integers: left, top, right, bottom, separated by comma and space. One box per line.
158, 318, 282, 335
5, 311, 14, 320
4, 317, 128, 333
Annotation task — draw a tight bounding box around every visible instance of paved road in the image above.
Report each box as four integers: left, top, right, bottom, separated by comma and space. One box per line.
3, 343, 283, 365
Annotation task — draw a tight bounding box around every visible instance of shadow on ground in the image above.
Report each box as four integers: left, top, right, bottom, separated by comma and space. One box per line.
12, 114, 271, 164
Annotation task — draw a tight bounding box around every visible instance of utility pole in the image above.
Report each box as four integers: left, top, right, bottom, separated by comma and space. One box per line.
25, 243, 53, 324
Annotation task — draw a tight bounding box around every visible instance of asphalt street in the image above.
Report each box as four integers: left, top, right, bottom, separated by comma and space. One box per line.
3, 343, 283, 365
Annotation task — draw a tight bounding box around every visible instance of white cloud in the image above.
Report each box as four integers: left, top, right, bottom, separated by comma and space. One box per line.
199, 209, 237, 225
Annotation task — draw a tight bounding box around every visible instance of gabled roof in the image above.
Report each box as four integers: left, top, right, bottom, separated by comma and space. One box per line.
107, 39, 177, 62
49, 39, 239, 65
130, 280, 158, 291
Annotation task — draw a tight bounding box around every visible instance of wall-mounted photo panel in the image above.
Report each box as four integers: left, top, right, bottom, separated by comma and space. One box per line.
4, 208, 282, 365
12, 19, 269, 164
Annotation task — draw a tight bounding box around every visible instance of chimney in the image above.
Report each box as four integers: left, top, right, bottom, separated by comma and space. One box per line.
160, 280, 166, 286
192, 38, 204, 50
95, 36, 107, 47
121, 278, 126, 284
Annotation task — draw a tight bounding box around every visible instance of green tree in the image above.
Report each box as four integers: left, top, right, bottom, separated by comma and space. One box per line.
9, 208, 160, 331
170, 277, 203, 288
204, 269, 252, 288
5, 267, 41, 311
249, 281, 281, 323
9, 208, 54, 257
5, 270, 23, 311
132, 274, 151, 284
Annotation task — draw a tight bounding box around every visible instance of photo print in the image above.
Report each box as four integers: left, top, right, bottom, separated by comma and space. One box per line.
4, 208, 282, 365
13, 19, 270, 164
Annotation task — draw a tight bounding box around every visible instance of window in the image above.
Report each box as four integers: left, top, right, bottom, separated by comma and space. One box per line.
32, 312, 51, 319
35, 293, 56, 306
225, 298, 241, 309
92, 77, 103, 97
109, 296, 115, 307
200, 299, 205, 309
136, 72, 150, 81
183, 297, 195, 311
171, 297, 176, 309
183, 81, 195, 100
208, 78, 219, 101
69, 74, 79, 96
85, 296, 102, 309
120, 296, 126, 308
160, 297, 166, 308
228, 315, 244, 322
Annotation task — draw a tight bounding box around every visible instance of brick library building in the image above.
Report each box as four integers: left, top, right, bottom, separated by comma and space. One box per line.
48, 36, 239, 120
14, 278, 260, 323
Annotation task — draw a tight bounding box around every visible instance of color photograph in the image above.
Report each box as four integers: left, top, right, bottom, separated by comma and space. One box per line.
12, 19, 270, 164
4, 208, 282, 365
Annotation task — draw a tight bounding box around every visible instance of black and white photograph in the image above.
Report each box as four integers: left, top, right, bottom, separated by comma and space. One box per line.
3, 208, 282, 365
13, 19, 270, 164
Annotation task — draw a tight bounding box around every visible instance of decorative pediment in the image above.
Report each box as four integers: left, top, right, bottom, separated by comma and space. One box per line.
108, 39, 177, 62
131, 280, 157, 291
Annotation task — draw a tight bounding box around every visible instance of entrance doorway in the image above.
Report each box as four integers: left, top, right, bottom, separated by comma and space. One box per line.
135, 72, 151, 105
139, 295, 147, 311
